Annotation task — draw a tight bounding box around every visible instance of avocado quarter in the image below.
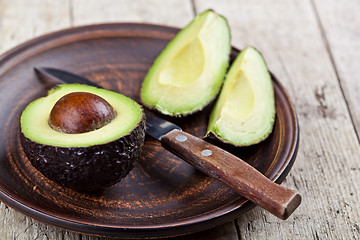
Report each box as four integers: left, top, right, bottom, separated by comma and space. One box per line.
140, 10, 231, 116
20, 84, 145, 191
206, 47, 276, 146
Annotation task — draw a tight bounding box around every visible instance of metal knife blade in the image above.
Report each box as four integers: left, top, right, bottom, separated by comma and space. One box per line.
143, 114, 181, 141
35, 67, 103, 88
33, 67, 301, 220
34, 67, 181, 140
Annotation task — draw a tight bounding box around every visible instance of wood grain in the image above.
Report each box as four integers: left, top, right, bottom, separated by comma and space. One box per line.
71, 0, 194, 27
0, 0, 71, 54
161, 129, 301, 220
313, 0, 360, 138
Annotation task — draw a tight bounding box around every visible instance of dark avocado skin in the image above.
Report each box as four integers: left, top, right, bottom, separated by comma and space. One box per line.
20, 115, 146, 192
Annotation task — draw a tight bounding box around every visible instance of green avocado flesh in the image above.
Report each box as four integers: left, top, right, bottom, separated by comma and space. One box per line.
140, 10, 231, 116
20, 84, 145, 191
206, 47, 276, 146
21, 84, 142, 147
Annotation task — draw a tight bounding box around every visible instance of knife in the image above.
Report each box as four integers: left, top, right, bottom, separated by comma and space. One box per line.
34, 67, 301, 220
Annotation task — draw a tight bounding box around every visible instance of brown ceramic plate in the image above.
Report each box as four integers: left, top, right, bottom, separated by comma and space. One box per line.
0, 24, 299, 238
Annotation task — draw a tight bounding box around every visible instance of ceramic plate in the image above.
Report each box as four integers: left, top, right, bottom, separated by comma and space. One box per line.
0, 24, 299, 238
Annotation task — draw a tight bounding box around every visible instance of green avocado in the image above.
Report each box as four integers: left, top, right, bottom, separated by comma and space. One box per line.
206, 47, 276, 146
140, 10, 231, 116
20, 84, 145, 191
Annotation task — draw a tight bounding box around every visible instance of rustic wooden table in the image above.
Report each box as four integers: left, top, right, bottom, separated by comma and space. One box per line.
1, 0, 359, 239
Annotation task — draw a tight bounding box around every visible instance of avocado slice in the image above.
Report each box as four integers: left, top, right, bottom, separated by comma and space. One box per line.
206, 47, 276, 146
140, 10, 231, 116
20, 84, 145, 191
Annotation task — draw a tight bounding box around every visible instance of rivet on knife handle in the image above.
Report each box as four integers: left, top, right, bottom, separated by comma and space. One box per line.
160, 129, 301, 220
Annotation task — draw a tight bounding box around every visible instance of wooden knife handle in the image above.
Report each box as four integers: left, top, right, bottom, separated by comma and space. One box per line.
161, 129, 301, 220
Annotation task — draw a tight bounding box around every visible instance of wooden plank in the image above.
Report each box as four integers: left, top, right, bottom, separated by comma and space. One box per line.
194, 0, 360, 239
0, 0, 71, 54
312, 0, 360, 140
0, 203, 81, 239
71, 0, 194, 27
81, 222, 238, 240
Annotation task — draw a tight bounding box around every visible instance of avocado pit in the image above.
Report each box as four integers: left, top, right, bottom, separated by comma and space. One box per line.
48, 92, 117, 134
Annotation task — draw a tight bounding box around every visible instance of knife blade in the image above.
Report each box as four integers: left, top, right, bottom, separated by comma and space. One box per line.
34, 67, 301, 220
34, 67, 182, 140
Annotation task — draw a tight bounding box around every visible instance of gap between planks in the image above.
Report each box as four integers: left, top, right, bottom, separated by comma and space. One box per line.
309, 0, 360, 145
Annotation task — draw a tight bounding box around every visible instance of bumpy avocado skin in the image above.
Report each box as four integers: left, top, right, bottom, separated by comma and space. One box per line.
20, 116, 145, 192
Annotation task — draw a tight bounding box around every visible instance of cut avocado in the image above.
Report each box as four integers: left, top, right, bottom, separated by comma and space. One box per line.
206, 47, 276, 146
140, 10, 231, 116
20, 84, 145, 191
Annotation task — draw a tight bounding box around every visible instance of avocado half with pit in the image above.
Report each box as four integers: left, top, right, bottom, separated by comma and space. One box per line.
206, 47, 276, 146
140, 10, 231, 116
20, 84, 145, 191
